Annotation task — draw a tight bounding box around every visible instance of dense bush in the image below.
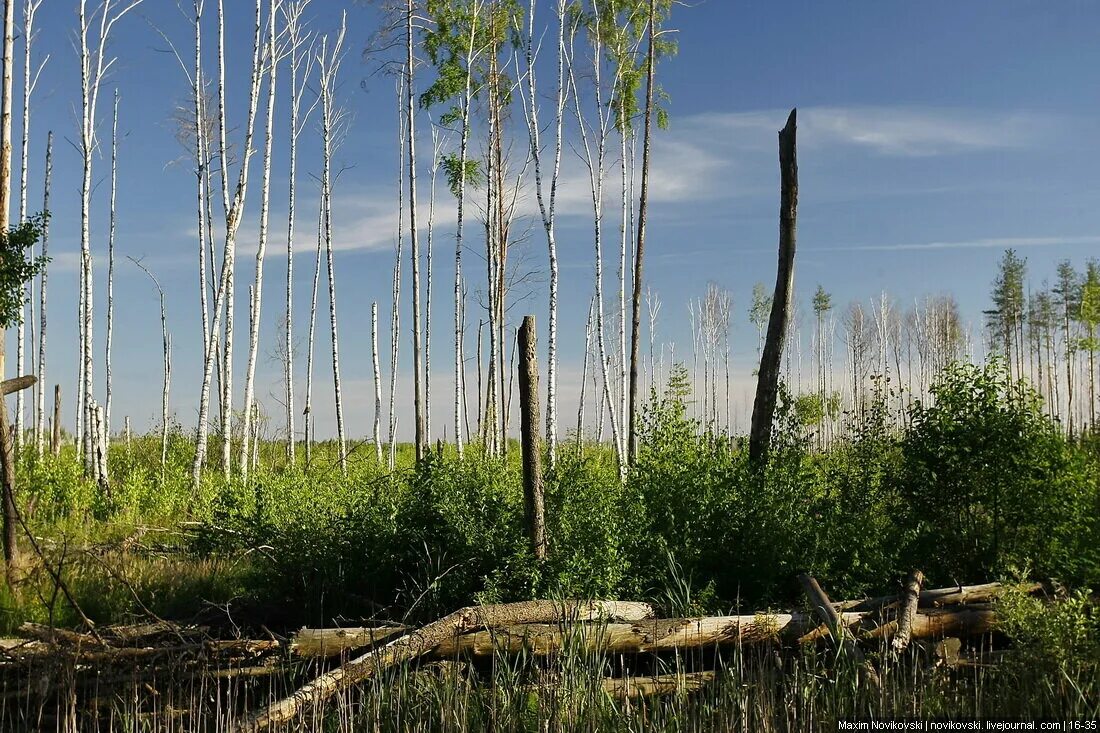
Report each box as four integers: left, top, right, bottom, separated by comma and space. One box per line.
5, 359, 1098, 631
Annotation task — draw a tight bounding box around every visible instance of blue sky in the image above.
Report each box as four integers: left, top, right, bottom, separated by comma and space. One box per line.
7, 0, 1100, 439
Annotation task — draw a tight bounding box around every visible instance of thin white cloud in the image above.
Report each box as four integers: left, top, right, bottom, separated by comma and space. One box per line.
818, 235, 1100, 253
686, 106, 1059, 157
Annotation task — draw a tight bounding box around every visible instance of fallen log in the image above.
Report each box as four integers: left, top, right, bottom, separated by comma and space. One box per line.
237, 600, 655, 732
602, 671, 715, 699
862, 608, 995, 642
290, 626, 406, 658
836, 581, 1041, 612
429, 603, 998, 658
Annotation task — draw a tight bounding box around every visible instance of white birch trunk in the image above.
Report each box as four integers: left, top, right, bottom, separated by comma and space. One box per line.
406, 0, 425, 462
317, 18, 348, 474
105, 90, 118, 444
303, 196, 322, 466
191, 0, 264, 489
240, 3, 279, 480
371, 301, 382, 464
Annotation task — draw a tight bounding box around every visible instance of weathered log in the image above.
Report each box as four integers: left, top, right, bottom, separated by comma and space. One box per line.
836, 581, 1041, 612
290, 626, 405, 658
237, 600, 655, 732
892, 570, 924, 655
862, 608, 995, 642
602, 671, 715, 699
18, 622, 102, 647
422, 604, 1006, 659
799, 574, 881, 690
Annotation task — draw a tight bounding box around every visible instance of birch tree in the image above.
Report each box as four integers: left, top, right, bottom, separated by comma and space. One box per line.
34, 130, 48, 455
303, 196, 322, 465
519, 0, 566, 464
17, 0, 44, 451
104, 89, 118, 445
421, 0, 485, 457
240, 0, 283, 480
405, 0, 427, 462
317, 15, 348, 474
77, 0, 145, 470
282, 0, 315, 465
371, 301, 383, 463
567, 4, 624, 470
191, 0, 265, 489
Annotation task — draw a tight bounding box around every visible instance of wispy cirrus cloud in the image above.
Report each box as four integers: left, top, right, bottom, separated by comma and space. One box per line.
172, 105, 1067, 258
684, 106, 1061, 157
816, 234, 1100, 253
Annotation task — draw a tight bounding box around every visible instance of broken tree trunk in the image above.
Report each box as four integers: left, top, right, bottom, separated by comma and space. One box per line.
518, 315, 546, 560
799, 573, 881, 690
749, 108, 798, 467
290, 626, 406, 658
892, 569, 924, 655
238, 600, 654, 731
1, 373, 33, 578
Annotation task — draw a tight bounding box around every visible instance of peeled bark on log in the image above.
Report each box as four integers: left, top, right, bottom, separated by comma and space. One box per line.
863, 608, 995, 642
892, 569, 924, 655
434, 611, 863, 657
836, 581, 1041, 612
238, 600, 654, 731
290, 626, 406, 658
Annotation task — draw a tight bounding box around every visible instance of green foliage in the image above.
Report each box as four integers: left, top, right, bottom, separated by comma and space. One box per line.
7, 358, 1099, 635
0, 213, 49, 328
998, 584, 1099, 676
899, 360, 1099, 585
441, 152, 484, 196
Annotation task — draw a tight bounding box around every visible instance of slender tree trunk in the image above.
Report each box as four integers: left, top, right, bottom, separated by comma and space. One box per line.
577, 296, 595, 446
191, 0, 264, 490
318, 20, 348, 474
372, 301, 382, 463
131, 258, 171, 476
749, 109, 798, 467
283, 1, 313, 466
304, 197, 322, 467
34, 130, 50, 456
523, 0, 565, 465
0, 0, 15, 576
627, 0, 656, 463
105, 90, 118, 446
16, 0, 41, 453
50, 384, 59, 456
452, 6, 478, 458
425, 127, 438, 445
388, 87, 404, 470
240, 8, 279, 480
407, 0, 426, 462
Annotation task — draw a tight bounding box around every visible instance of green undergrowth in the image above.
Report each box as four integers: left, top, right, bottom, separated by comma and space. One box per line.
0, 360, 1097, 635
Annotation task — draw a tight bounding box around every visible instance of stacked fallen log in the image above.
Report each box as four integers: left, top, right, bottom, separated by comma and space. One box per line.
0, 580, 1046, 730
